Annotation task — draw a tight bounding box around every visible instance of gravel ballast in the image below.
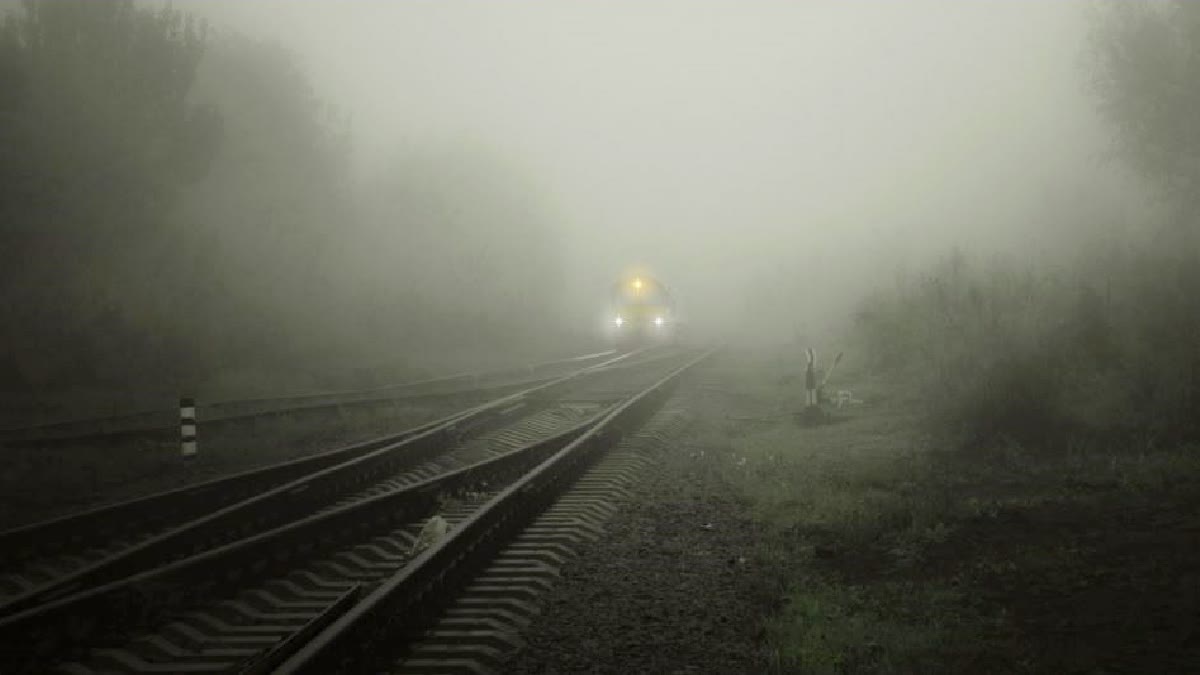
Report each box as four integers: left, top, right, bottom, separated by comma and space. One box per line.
506, 381, 785, 674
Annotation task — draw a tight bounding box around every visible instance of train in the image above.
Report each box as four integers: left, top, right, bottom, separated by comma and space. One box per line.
607, 274, 677, 348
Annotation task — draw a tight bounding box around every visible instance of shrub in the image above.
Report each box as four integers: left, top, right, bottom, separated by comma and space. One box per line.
854, 242, 1200, 450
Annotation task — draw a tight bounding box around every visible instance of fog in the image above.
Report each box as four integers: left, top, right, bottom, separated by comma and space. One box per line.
7, 4, 1200, 670
177, 0, 1131, 333
0, 0, 1152, 408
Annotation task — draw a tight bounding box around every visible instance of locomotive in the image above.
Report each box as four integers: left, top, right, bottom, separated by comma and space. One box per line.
608, 274, 676, 348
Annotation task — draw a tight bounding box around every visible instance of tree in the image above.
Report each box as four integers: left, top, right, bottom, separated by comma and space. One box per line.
1088, 1, 1200, 222
0, 0, 219, 252
0, 0, 220, 391
162, 32, 354, 378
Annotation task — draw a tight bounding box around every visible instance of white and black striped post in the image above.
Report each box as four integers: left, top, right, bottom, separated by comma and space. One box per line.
180, 397, 197, 458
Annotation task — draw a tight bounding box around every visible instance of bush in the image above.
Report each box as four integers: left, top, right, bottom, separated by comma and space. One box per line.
854, 242, 1200, 450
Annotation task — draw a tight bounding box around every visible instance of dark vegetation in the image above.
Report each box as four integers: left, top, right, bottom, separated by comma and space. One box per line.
721, 351, 1200, 672
729, 4, 1200, 671
0, 0, 567, 421
852, 244, 1200, 451
855, 0, 1200, 453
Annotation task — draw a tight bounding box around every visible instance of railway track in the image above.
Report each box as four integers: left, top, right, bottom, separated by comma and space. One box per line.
0, 350, 620, 448
278, 349, 714, 675
392, 411, 691, 673
0, 346, 710, 673
0, 349, 664, 620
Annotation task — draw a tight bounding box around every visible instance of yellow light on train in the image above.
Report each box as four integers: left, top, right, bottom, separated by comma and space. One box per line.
614, 316, 625, 327
632, 278, 643, 292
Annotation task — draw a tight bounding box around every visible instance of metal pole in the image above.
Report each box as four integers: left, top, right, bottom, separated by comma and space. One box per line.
805, 348, 817, 408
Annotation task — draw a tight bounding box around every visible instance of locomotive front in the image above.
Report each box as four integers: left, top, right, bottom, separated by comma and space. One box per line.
609, 275, 675, 348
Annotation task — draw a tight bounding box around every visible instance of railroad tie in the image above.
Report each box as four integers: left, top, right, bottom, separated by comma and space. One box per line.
390, 410, 691, 674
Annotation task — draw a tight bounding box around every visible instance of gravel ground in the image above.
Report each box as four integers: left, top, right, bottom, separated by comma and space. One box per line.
506, 377, 786, 674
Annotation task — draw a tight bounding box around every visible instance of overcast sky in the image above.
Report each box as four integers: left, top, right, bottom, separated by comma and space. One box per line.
174, 0, 1131, 336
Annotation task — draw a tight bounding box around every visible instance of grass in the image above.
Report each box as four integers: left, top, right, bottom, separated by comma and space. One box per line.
696, 352, 977, 672
698, 347, 1200, 673
764, 580, 976, 675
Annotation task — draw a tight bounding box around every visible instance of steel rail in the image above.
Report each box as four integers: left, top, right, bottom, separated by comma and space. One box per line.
0, 414, 448, 574
0, 396, 619, 672
0, 378, 542, 449
277, 347, 717, 674
0, 348, 649, 620
0, 350, 617, 446
198, 348, 619, 414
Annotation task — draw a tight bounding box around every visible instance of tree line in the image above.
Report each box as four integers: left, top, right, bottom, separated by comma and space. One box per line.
0, 0, 564, 414
852, 0, 1200, 449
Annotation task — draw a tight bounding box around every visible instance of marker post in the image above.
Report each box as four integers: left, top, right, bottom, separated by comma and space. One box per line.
180, 397, 197, 458
805, 348, 817, 408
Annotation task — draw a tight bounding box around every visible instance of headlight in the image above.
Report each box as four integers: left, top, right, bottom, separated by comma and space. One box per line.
614, 316, 624, 327
654, 316, 664, 327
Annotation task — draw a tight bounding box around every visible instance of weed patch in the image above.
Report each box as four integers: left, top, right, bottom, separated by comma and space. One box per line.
700, 349, 1200, 673
765, 580, 986, 674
